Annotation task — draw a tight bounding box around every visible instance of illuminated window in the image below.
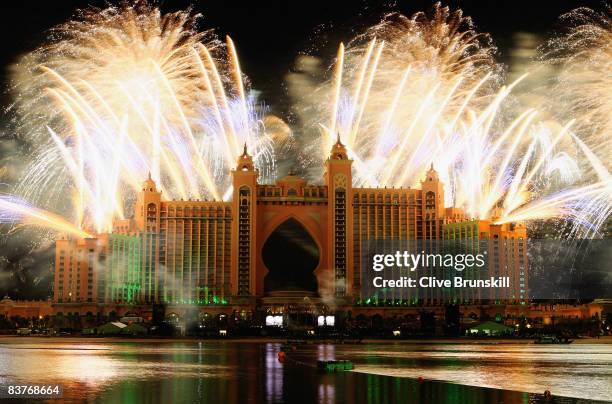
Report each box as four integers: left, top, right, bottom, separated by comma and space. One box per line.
266, 315, 283, 327
317, 315, 335, 327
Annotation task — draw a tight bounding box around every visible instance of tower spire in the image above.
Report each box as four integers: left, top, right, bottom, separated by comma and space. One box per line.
236, 142, 255, 171
329, 132, 348, 160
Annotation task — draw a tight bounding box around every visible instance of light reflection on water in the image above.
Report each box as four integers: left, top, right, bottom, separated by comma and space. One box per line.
344, 344, 612, 402
0, 343, 233, 383
0, 339, 609, 403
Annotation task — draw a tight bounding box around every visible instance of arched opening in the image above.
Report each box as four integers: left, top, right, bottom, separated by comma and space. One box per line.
263, 218, 319, 294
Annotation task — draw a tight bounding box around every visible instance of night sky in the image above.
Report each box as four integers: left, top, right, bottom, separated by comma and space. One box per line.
0, 0, 606, 118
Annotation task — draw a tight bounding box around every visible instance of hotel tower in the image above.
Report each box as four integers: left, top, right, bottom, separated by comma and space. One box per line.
53, 138, 527, 314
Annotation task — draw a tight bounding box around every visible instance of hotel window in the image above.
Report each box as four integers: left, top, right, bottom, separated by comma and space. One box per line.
238, 187, 251, 295
334, 188, 346, 296
425, 191, 435, 209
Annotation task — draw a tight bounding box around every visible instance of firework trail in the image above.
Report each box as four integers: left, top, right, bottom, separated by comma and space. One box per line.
299, 3, 610, 236
540, 5, 611, 170
0, 195, 91, 238
299, 4, 494, 175
6, 1, 285, 234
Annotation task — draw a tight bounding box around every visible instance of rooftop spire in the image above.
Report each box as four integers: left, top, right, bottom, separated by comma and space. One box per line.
329, 132, 348, 161
236, 142, 255, 171
143, 171, 157, 192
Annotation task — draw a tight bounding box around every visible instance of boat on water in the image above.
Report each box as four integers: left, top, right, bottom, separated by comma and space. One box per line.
317, 360, 355, 372
534, 336, 573, 344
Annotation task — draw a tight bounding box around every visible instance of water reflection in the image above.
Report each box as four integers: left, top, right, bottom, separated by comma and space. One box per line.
347, 344, 612, 401
265, 343, 283, 402
0, 339, 608, 403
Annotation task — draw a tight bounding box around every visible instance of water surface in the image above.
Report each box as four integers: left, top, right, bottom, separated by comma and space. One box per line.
0, 338, 609, 403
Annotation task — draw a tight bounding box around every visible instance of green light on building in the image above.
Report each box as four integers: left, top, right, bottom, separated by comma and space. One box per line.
108, 234, 142, 304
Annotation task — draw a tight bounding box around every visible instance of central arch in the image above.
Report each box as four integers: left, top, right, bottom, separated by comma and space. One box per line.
262, 218, 319, 294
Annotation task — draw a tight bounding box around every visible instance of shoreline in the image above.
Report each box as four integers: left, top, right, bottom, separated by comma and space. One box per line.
350, 369, 602, 402
1, 335, 611, 344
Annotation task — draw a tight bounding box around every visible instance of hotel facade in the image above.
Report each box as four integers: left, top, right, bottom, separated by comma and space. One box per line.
52, 139, 528, 315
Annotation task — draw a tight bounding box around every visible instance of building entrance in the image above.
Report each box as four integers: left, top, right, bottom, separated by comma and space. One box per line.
262, 219, 319, 294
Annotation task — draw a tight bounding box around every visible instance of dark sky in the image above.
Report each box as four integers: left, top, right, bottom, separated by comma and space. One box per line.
0, 0, 605, 116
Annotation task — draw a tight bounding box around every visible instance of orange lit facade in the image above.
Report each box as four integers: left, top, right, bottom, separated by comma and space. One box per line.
442, 218, 528, 303
52, 139, 527, 310
54, 234, 108, 303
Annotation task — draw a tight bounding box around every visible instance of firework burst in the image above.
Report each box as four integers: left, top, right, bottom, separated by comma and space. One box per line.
541, 5, 612, 169
7, 1, 280, 234
317, 3, 500, 181
305, 3, 610, 236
